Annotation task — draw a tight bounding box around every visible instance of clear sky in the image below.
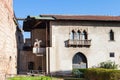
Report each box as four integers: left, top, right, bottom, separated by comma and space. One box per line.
13, 0, 120, 38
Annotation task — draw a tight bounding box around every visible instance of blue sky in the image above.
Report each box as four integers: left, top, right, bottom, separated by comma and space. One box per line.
14, 0, 120, 17
13, 0, 120, 38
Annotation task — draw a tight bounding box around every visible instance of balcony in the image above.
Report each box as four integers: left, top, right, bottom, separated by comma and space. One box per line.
66, 39, 91, 47
33, 48, 46, 56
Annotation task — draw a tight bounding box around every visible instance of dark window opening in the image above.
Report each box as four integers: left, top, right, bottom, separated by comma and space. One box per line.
72, 52, 87, 69
109, 30, 114, 41
73, 53, 87, 64
28, 62, 34, 70
83, 30, 88, 40
110, 52, 115, 57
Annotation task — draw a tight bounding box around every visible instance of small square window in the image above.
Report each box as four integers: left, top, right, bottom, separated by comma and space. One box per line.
110, 52, 115, 57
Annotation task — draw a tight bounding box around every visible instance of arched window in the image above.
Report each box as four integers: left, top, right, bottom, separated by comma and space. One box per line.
72, 52, 87, 68
77, 30, 81, 40
70, 30, 76, 40
83, 30, 88, 40
109, 30, 114, 41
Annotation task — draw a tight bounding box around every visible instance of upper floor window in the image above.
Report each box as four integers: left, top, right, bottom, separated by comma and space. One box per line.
70, 30, 76, 40
109, 30, 114, 41
70, 29, 88, 40
83, 30, 88, 40
67, 29, 91, 47
77, 30, 81, 40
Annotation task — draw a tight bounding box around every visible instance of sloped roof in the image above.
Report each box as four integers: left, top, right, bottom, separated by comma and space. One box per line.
23, 15, 120, 31
29, 16, 55, 20
40, 14, 120, 21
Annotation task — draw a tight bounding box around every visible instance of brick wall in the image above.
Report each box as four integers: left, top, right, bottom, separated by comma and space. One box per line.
0, 0, 17, 79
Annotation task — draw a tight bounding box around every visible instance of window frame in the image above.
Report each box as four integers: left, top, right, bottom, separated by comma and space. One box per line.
109, 52, 115, 57
109, 30, 115, 41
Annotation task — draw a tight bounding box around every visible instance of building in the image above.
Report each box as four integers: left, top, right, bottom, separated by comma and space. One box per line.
16, 27, 24, 74
0, 0, 23, 79
22, 15, 120, 75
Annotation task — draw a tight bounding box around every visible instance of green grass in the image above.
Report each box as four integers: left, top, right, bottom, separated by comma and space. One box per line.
8, 76, 85, 80
8, 76, 52, 80
52, 76, 85, 80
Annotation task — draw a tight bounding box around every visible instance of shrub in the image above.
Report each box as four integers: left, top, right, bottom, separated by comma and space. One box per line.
64, 78, 85, 80
84, 68, 120, 80
72, 69, 87, 78
99, 60, 118, 69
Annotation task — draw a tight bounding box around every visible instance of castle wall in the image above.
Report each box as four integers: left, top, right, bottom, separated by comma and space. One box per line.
0, 0, 18, 78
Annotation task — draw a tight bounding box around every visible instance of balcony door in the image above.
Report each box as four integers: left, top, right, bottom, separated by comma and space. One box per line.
72, 52, 87, 69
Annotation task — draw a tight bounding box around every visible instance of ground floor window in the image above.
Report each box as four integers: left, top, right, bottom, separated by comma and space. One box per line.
28, 62, 34, 70
72, 52, 87, 69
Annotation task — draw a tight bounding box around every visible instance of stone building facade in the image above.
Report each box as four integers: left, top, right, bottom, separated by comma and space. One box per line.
22, 15, 120, 75
0, 0, 23, 79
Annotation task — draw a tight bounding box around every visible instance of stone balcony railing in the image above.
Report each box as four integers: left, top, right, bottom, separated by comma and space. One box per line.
33, 48, 46, 56
66, 39, 91, 47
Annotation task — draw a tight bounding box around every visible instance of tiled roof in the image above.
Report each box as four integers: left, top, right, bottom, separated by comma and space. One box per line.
23, 15, 120, 31
40, 15, 120, 21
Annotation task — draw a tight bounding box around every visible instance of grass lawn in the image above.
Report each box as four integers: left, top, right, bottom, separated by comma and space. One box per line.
8, 76, 85, 80
52, 76, 85, 80
8, 76, 51, 80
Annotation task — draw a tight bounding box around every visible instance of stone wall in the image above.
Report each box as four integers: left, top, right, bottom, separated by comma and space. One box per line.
0, 0, 18, 78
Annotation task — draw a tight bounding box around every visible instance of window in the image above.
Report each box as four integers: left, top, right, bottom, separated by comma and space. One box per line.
72, 52, 87, 69
28, 62, 34, 70
83, 30, 88, 40
73, 53, 87, 64
109, 30, 114, 41
110, 52, 115, 57
77, 30, 81, 40
69, 29, 88, 40
70, 30, 76, 40
68, 29, 91, 47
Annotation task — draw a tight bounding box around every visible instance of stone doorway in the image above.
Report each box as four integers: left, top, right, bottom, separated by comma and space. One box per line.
72, 52, 87, 69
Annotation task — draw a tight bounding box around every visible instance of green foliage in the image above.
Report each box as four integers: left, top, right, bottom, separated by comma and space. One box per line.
84, 68, 120, 80
9, 76, 51, 80
99, 60, 118, 69
64, 78, 85, 80
72, 69, 87, 78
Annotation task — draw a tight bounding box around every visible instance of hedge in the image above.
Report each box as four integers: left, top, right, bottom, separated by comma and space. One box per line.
72, 69, 87, 78
84, 68, 120, 80
64, 78, 85, 80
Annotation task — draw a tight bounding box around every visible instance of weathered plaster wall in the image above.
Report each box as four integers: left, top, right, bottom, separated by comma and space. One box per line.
50, 21, 120, 74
